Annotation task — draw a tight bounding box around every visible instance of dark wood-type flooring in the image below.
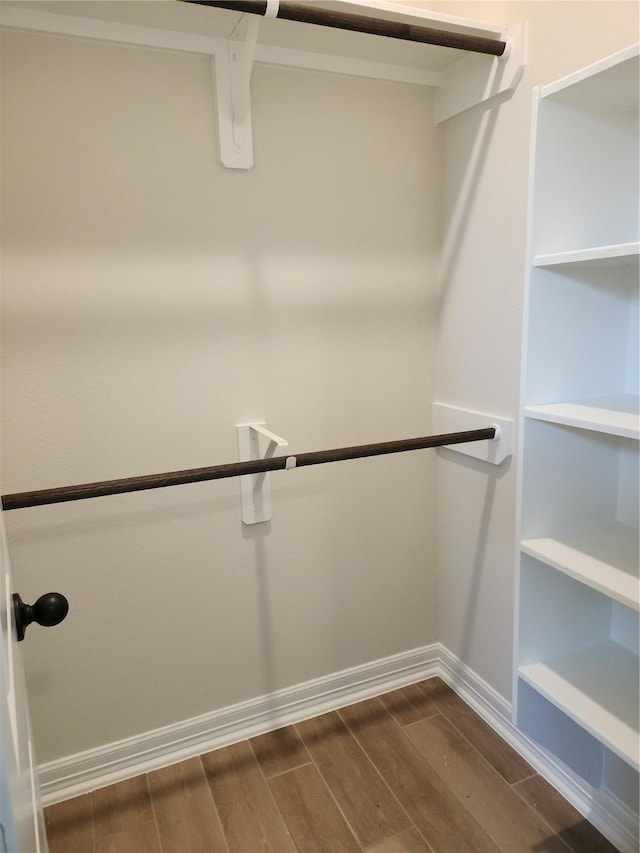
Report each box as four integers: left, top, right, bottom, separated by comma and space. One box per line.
45, 677, 618, 853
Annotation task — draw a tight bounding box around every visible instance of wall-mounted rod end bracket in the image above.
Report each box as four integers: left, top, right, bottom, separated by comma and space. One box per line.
236, 422, 288, 524
433, 404, 513, 465
497, 33, 513, 63
436, 21, 527, 123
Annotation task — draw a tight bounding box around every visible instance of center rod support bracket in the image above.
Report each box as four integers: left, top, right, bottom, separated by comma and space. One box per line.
236, 422, 288, 524
202, 0, 523, 168
211, 0, 280, 168
213, 16, 261, 168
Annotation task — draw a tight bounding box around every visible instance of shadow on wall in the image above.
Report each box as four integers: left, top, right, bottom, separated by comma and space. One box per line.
437, 448, 513, 671
439, 90, 513, 304
243, 520, 279, 704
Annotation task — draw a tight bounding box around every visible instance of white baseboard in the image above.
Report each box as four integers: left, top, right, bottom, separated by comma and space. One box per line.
38, 643, 441, 805
39, 643, 638, 852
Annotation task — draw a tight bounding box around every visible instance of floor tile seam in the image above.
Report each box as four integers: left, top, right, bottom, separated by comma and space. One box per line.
334, 700, 437, 848
508, 776, 577, 853
90, 778, 156, 839
401, 717, 575, 853
196, 751, 245, 853
337, 704, 499, 852
92, 817, 161, 853
91, 792, 98, 853
294, 710, 413, 829
510, 771, 540, 788
87, 787, 107, 846
260, 775, 304, 853
247, 738, 311, 853
287, 724, 368, 851
146, 759, 228, 853
145, 770, 162, 853
85, 790, 98, 853
249, 732, 314, 784
422, 681, 536, 789
418, 695, 533, 786
406, 711, 514, 796
248, 729, 314, 781
142, 773, 164, 853
361, 827, 437, 853
396, 710, 441, 728
44, 797, 97, 853
192, 755, 233, 853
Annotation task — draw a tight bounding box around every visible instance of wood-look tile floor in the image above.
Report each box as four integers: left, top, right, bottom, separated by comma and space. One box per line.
45, 678, 618, 853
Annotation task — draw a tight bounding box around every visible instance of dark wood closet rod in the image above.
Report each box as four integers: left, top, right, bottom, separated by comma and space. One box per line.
181, 0, 507, 57
1, 427, 495, 510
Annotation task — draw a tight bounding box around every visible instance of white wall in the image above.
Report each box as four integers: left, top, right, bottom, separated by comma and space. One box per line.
0, 28, 439, 763
432, 0, 639, 699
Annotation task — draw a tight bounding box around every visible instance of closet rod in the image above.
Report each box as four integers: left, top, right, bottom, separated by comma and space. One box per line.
1, 427, 495, 510
182, 0, 507, 57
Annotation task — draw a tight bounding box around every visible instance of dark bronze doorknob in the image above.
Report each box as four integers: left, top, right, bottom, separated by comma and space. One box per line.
12, 592, 69, 641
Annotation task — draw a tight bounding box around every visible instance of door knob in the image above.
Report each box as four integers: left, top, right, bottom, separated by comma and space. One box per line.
12, 592, 69, 641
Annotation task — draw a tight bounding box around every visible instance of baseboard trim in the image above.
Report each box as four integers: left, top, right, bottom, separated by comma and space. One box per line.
39, 643, 441, 805
39, 643, 638, 852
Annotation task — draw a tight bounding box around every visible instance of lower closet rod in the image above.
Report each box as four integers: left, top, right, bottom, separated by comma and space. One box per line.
1, 427, 495, 511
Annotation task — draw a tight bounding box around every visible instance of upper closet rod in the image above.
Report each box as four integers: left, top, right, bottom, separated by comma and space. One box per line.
1, 427, 495, 510
182, 0, 507, 57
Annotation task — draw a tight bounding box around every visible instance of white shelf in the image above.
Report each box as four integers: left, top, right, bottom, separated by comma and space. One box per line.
524, 394, 640, 439
519, 640, 640, 771
521, 523, 640, 611
534, 242, 640, 269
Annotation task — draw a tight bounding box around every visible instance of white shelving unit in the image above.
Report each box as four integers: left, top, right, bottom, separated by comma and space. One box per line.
515, 44, 640, 819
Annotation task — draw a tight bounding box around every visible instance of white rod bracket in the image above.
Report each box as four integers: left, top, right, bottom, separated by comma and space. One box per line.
212, 16, 261, 169
433, 403, 513, 465
236, 423, 288, 524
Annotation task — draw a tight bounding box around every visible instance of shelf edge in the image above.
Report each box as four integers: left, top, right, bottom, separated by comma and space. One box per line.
520, 538, 640, 612
534, 242, 640, 268
524, 401, 640, 440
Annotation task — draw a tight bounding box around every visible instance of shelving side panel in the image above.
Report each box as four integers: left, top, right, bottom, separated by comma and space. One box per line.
625, 283, 639, 397
618, 441, 639, 528
611, 600, 640, 655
